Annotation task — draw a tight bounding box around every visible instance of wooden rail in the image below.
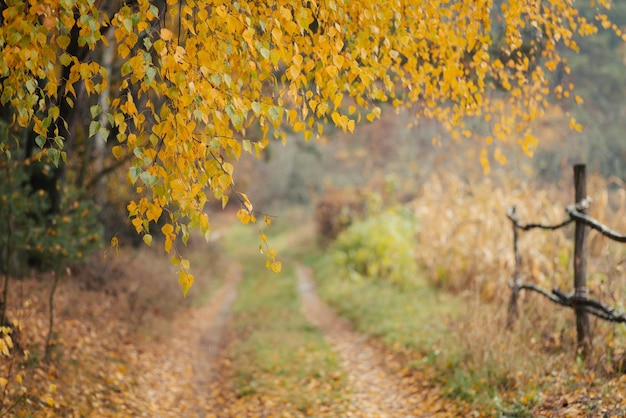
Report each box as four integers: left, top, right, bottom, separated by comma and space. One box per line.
507, 164, 626, 357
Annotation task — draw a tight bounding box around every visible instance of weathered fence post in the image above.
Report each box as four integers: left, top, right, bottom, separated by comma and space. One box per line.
507, 207, 521, 328
573, 164, 592, 357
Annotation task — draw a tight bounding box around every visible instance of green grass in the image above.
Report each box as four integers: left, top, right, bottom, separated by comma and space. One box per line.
222, 223, 348, 413
306, 237, 535, 415
311, 252, 463, 358
221, 212, 537, 415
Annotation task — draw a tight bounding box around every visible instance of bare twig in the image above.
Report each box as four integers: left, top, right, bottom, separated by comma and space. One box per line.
517, 283, 564, 304
84, 150, 135, 191
516, 284, 626, 323
506, 205, 572, 326
507, 206, 573, 231
566, 204, 626, 243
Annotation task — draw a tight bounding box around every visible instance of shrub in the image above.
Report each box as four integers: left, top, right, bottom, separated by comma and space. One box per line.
0, 157, 102, 275
331, 207, 418, 287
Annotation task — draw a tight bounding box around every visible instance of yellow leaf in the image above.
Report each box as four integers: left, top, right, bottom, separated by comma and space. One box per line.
118, 44, 131, 59
325, 65, 338, 78
223, 162, 234, 175
218, 174, 232, 190
160, 28, 173, 41
270, 261, 282, 273
178, 271, 194, 297
237, 209, 251, 224
271, 27, 282, 43
289, 65, 300, 80
143, 234, 153, 246
333, 55, 345, 69
164, 236, 173, 253
239, 192, 253, 211
293, 121, 305, 132
161, 223, 174, 236
112, 145, 123, 159
347, 119, 355, 133
366, 107, 381, 122
131, 216, 143, 232
181, 258, 190, 270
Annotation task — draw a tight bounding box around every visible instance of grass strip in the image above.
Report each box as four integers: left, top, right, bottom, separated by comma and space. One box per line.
308, 251, 534, 416
312, 254, 460, 352
223, 223, 349, 414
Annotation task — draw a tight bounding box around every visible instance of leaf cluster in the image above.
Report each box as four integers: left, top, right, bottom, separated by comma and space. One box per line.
0, 0, 617, 291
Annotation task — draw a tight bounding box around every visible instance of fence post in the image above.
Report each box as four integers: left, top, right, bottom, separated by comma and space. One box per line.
507, 212, 520, 328
573, 164, 591, 357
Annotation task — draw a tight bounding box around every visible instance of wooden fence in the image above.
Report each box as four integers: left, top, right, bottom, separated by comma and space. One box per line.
507, 164, 626, 357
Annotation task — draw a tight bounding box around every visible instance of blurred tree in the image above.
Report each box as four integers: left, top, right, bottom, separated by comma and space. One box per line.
534, 2, 626, 181
0, 0, 615, 292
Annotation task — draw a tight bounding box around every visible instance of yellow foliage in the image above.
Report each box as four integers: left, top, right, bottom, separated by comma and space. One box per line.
0, 327, 13, 357
0, 0, 612, 287
178, 270, 194, 297
237, 209, 251, 225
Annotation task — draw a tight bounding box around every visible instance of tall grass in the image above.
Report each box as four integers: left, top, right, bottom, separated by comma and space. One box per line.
222, 222, 349, 415
411, 169, 626, 408
413, 171, 626, 317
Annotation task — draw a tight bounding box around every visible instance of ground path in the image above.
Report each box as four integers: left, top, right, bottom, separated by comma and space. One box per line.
296, 264, 447, 418
129, 262, 242, 417
123, 214, 451, 417
130, 262, 449, 417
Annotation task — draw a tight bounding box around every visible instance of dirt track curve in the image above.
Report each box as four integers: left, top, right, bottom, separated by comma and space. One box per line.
296, 264, 446, 418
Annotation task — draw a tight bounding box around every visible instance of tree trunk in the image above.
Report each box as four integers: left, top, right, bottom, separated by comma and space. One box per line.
44, 270, 62, 362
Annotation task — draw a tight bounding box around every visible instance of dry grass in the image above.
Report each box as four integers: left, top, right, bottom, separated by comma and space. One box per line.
411, 169, 626, 412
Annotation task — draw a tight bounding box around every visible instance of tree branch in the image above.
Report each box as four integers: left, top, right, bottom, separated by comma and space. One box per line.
516, 283, 626, 323
84, 151, 135, 191
565, 204, 626, 243
507, 206, 573, 231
